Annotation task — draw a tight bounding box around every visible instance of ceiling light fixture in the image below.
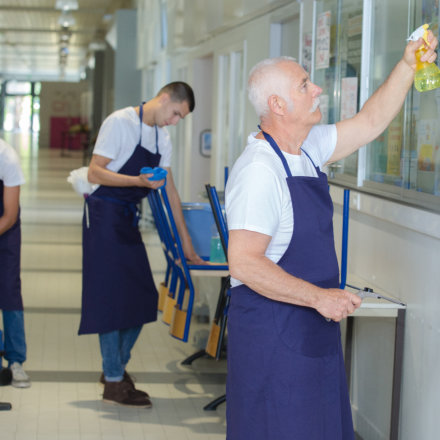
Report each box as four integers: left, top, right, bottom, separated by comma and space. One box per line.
55, 0, 79, 11
58, 10, 76, 28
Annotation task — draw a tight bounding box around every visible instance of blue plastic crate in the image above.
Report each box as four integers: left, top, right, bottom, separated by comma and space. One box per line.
181, 202, 216, 260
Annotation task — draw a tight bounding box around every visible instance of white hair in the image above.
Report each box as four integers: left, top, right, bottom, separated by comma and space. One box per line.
247, 56, 297, 118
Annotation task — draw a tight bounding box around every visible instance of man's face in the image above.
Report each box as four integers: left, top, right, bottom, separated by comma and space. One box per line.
284, 62, 323, 126
156, 94, 190, 127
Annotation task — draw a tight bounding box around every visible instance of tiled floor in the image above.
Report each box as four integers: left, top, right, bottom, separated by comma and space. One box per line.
0, 133, 227, 440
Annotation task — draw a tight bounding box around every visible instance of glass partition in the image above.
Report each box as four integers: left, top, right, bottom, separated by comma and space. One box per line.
364, 0, 409, 190
313, 0, 363, 181
313, 0, 440, 211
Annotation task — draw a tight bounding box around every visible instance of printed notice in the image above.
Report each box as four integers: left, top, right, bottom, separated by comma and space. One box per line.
316, 11, 331, 70
302, 32, 313, 74
340, 77, 358, 120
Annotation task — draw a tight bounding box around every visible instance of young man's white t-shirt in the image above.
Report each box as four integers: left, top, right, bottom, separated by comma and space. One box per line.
225, 124, 337, 287
0, 139, 25, 187
90, 107, 172, 193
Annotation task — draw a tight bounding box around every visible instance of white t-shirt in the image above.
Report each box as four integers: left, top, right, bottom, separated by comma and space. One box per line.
91, 107, 172, 192
0, 139, 25, 187
225, 124, 337, 287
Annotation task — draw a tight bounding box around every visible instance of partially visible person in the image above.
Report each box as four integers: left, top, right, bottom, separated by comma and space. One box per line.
225, 32, 437, 439
79, 82, 204, 408
0, 138, 30, 389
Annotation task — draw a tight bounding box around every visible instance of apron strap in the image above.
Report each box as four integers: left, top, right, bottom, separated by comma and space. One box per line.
139, 102, 159, 154
259, 126, 292, 178
300, 147, 318, 169
138, 102, 144, 146
260, 126, 320, 175
93, 195, 140, 227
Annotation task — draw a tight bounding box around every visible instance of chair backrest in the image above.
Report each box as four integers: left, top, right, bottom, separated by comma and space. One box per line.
205, 184, 228, 258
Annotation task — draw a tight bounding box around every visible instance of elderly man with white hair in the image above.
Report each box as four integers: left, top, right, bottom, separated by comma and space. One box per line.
224, 33, 437, 439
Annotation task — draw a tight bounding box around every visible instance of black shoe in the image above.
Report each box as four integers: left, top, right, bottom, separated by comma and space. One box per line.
99, 371, 149, 398
103, 380, 152, 408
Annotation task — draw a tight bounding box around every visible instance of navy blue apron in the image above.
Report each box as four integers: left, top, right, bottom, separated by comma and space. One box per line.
0, 180, 23, 311
79, 105, 160, 335
226, 131, 354, 439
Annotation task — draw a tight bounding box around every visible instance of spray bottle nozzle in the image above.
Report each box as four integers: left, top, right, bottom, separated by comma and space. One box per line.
408, 23, 430, 43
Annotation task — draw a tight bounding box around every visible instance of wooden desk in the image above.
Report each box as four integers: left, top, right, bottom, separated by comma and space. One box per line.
344, 283, 406, 440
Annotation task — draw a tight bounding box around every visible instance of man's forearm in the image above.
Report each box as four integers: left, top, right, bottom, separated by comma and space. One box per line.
230, 252, 321, 308
360, 59, 414, 137
88, 163, 141, 187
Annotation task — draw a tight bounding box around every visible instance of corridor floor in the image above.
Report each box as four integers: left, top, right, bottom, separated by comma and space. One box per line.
0, 133, 227, 440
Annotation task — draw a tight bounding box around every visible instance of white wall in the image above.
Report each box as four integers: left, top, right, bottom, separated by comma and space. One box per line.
136, 1, 440, 438
113, 9, 142, 111
331, 186, 440, 440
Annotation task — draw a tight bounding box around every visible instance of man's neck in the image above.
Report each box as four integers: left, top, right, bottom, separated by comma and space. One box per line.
259, 120, 312, 155
136, 99, 158, 126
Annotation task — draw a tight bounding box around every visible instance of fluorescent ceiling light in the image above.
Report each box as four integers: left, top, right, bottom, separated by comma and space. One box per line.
58, 11, 76, 27
55, 0, 79, 11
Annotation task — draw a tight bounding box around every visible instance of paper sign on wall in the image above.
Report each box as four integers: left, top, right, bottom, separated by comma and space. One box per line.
302, 32, 313, 74
340, 77, 358, 120
316, 11, 331, 70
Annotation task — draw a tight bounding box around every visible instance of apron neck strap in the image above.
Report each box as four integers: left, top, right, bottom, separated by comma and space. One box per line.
259, 126, 292, 178
300, 148, 318, 168
139, 102, 144, 146
139, 102, 159, 154
259, 125, 319, 174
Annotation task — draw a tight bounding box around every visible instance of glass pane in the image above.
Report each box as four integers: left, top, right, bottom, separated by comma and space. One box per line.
409, 0, 440, 197
336, 0, 363, 177
314, 0, 340, 125
281, 15, 300, 60
6, 81, 31, 95
33, 97, 40, 132
364, 0, 409, 188
34, 82, 42, 95
314, 0, 362, 180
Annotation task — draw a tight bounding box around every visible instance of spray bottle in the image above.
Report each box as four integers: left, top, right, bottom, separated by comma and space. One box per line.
408, 24, 440, 92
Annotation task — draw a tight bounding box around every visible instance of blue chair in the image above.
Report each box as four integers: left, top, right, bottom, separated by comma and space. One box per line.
201, 184, 231, 411
204, 184, 230, 360
149, 184, 228, 342
148, 191, 182, 317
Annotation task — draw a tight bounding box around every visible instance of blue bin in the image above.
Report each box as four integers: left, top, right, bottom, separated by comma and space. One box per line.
181, 203, 215, 259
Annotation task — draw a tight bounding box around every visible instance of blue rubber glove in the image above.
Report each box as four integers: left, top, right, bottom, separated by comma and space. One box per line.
140, 166, 168, 181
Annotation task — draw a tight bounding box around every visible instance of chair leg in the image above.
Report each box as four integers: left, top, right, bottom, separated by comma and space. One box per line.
203, 394, 226, 411
181, 349, 208, 365
0, 402, 12, 411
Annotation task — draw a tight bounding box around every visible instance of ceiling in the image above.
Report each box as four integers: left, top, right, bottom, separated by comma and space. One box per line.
0, 0, 135, 83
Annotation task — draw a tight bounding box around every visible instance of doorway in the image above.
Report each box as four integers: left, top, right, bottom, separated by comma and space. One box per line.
1, 80, 41, 133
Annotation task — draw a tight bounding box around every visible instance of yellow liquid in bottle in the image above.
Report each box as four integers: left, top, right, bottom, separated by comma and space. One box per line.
414, 48, 440, 92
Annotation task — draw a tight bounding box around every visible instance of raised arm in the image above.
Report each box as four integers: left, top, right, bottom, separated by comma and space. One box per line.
329, 31, 438, 163
228, 229, 361, 322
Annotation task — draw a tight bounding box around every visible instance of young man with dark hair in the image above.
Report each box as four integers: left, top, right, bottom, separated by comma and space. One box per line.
79, 82, 203, 407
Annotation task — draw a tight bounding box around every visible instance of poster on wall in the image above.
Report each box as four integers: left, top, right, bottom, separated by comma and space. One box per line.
316, 11, 331, 70
302, 32, 313, 74
340, 77, 358, 120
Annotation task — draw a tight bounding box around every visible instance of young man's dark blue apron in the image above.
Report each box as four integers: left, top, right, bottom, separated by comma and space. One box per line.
0, 181, 23, 311
226, 130, 354, 439
0, 180, 27, 366
79, 104, 160, 335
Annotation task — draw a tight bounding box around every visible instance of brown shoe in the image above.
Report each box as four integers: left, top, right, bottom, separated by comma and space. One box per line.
99, 371, 150, 398
103, 380, 152, 408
